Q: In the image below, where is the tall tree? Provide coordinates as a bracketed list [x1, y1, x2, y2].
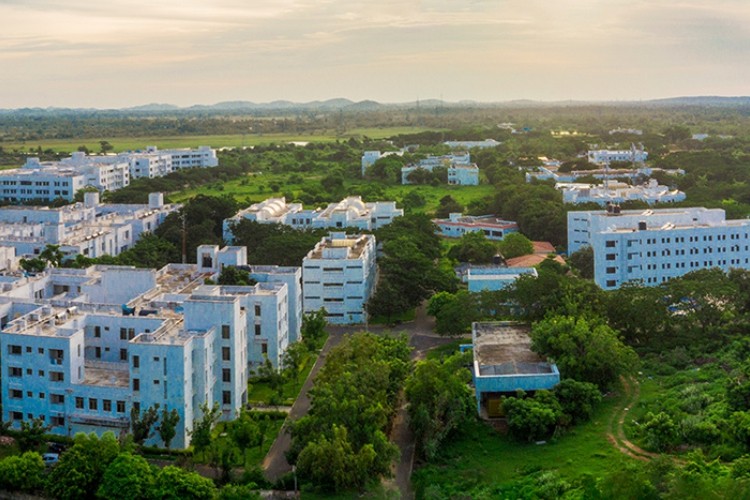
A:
[156, 407, 181, 450]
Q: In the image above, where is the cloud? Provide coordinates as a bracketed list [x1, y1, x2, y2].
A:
[0, 0, 748, 106]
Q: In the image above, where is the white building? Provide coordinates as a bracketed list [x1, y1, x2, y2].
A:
[587, 144, 648, 165]
[302, 232, 377, 325]
[434, 213, 518, 241]
[0, 192, 178, 260]
[143, 146, 218, 170]
[401, 153, 479, 185]
[222, 196, 403, 242]
[196, 245, 303, 344]
[0, 245, 299, 448]
[558, 180, 686, 205]
[568, 207, 750, 290]
[0, 164, 89, 203]
[443, 139, 500, 149]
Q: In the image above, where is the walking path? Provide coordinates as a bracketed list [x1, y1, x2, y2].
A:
[606, 375, 661, 462]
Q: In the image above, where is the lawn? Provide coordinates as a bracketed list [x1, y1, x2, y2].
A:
[411, 384, 636, 496]
[247, 332, 329, 406]
[170, 170, 495, 216]
[369, 307, 416, 326]
[0, 126, 439, 154]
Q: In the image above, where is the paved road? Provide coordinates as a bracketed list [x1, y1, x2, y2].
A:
[262, 328, 347, 481]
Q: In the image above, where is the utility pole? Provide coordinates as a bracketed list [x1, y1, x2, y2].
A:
[181, 212, 187, 264]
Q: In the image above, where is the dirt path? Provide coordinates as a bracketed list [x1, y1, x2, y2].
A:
[606, 375, 661, 462]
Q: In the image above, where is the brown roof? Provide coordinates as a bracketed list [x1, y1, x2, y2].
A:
[505, 241, 565, 268]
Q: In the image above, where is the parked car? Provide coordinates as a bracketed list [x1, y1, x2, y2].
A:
[42, 453, 59, 467]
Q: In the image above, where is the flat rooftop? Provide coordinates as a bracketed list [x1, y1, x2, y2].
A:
[308, 234, 372, 260]
[472, 322, 554, 376]
[82, 362, 129, 387]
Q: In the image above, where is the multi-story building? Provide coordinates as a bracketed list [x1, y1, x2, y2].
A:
[587, 144, 648, 165]
[433, 213, 518, 241]
[568, 207, 750, 290]
[0, 245, 299, 448]
[401, 153, 479, 185]
[0, 147, 218, 202]
[0, 192, 178, 260]
[302, 232, 377, 324]
[196, 245, 303, 345]
[0, 164, 89, 203]
[222, 196, 403, 242]
[558, 180, 686, 205]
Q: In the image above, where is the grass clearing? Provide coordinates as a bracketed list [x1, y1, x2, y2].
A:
[412, 381, 636, 495]
[369, 307, 416, 325]
[170, 170, 495, 215]
[247, 332, 329, 406]
[0, 127, 439, 154]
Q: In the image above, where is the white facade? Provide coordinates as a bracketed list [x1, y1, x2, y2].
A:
[144, 146, 218, 170]
[0, 192, 178, 259]
[0, 249, 298, 448]
[433, 213, 518, 241]
[0, 164, 88, 203]
[223, 196, 403, 242]
[443, 139, 500, 149]
[558, 180, 686, 205]
[196, 245, 303, 344]
[568, 207, 750, 290]
[587, 145, 648, 165]
[302, 232, 377, 325]
[401, 153, 479, 185]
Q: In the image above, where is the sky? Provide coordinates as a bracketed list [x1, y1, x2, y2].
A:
[0, 0, 748, 108]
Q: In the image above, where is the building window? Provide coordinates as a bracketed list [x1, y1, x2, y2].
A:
[94, 326, 101, 338]
[89, 399, 98, 411]
[606, 267, 616, 274]
[222, 347, 230, 361]
[95, 347, 101, 359]
[116, 401, 125, 413]
[120, 328, 128, 340]
[8, 345, 21, 355]
[261, 343, 268, 355]
[51, 394, 64, 404]
[605, 254, 616, 261]
[120, 349, 128, 361]
[254, 305, 261, 316]
[51, 416, 65, 427]
[133, 378, 140, 391]
[76, 397, 84, 409]
[255, 324, 261, 336]
[133, 355, 140, 368]
[50, 371, 64, 382]
[222, 391, 231, 405]
[9, 366, 22, 377]
[223, 368, 231, 383]
[606, 280, 617, 287]
[222, 325, 230, 339]
[10, 389, 22, 399]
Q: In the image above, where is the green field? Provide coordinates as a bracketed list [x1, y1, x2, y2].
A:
[171, 171, 495, 215]
[0, 126, 439, 154]
[411, 385, 635, 496]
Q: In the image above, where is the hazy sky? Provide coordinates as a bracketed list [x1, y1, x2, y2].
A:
[1, 0, 748, 108]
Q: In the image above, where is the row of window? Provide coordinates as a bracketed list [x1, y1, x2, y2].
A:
[8, 366, 64, 381]
[8, 412, 65, 427]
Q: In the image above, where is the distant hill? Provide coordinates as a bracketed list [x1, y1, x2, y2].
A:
[1, 96, 749, 115]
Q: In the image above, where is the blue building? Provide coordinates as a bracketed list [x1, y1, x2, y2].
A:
[433, 213, 518, 241]
[467, 322, 560, 418]
[464, 267, 538, 292]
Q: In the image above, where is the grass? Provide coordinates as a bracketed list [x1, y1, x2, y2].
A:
[247, 333, 329, 406]
[170, 170, 495, 215]
[411, 384, 636, 495]
[425, 339, 468, 360]
[0, 127, 440, 154]
[196, 416, 285, 469]
[369, 307, 416, 326]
